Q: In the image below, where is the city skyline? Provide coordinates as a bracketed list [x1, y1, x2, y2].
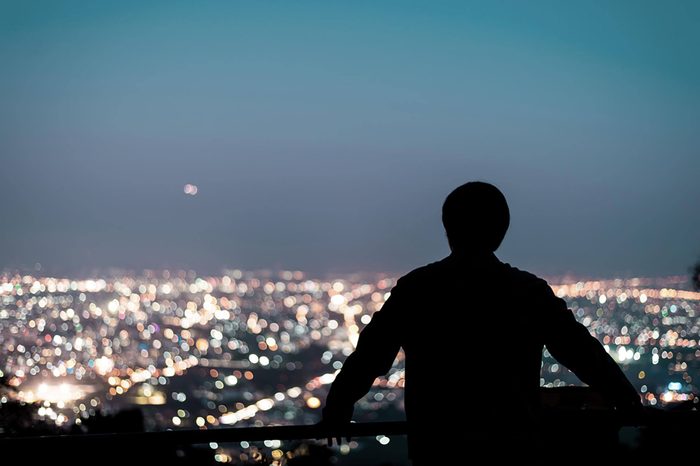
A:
[2, 269, 697, 426]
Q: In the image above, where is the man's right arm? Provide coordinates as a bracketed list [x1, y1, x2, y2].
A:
[537, 281, 641, 408]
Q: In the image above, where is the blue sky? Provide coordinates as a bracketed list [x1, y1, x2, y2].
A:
[1, 1, 698, 277]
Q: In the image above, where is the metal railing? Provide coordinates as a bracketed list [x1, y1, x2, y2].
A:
[2, 407, 697, 447]
[1, 420, 408, 448]
[1, 390, 697, 465]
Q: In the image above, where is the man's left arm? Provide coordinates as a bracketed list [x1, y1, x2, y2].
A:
[322, 280, 404, 425]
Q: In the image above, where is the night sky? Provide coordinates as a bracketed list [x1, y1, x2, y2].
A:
[1, 1, 699, 277]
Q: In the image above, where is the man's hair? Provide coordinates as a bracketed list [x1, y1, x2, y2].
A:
[441, 181, 510, 252]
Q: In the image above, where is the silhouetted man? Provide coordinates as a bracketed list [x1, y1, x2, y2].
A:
[322, 181, 641, 464]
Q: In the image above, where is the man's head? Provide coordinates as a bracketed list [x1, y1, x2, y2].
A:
[442, 181, 510, 253]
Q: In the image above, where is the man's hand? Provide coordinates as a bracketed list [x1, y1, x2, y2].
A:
[320, 403, 353, 446]
[317, 419, 352, 447]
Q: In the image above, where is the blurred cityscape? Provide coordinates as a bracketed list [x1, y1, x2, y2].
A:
[0, 268, 698, 461]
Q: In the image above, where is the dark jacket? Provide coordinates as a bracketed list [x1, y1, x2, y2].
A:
[323, 252, 640, 460]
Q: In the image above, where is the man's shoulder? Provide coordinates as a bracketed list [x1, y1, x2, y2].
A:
[394, 258, 553, 292]
[500, 262, 552, 291]
[395, 259, 449, 286]
[501, 262, 542, 281]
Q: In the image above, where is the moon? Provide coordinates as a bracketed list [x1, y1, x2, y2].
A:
[184, 184, 198, 196]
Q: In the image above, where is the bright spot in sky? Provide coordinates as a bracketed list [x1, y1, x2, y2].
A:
[184, 184, 198, 196]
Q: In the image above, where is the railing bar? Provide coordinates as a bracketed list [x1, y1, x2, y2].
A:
[1, 410, 697, 447]
[0, 421, 409, 446]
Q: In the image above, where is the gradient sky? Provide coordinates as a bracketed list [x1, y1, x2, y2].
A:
[1, 1, 698, 277]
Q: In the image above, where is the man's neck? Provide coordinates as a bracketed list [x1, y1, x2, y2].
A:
[449, 249, 498, 262]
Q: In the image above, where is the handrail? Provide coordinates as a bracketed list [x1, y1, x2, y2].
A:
[2, 408, 697, 448]
[0, 421, 407, 447]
